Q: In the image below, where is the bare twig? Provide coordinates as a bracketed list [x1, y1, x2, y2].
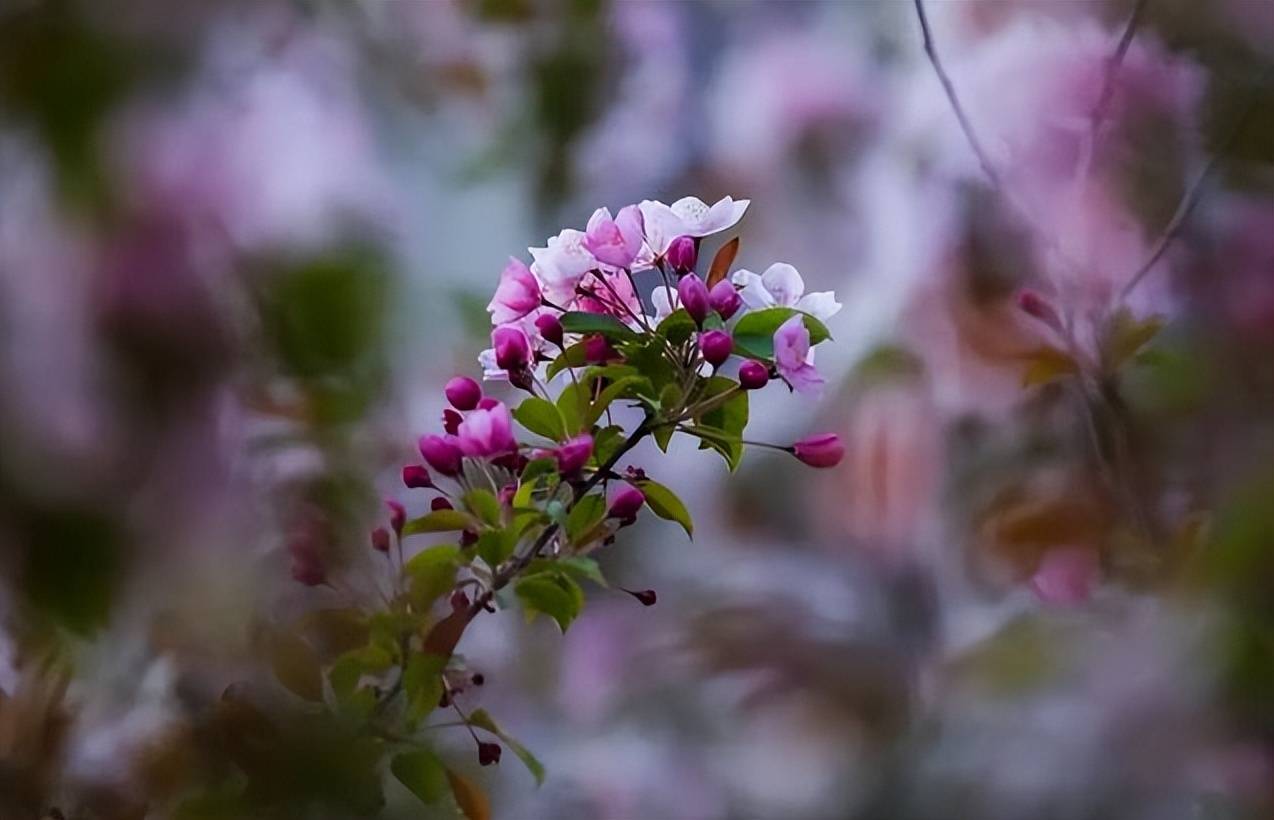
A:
[912, 0, 1003, 190]
[1120, 88, 1263, 301]
[1089, 0, 1151, 145]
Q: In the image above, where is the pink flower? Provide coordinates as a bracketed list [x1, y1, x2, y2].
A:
[488, 257, 541, 324]
[555, 434, 593, 475]
[576, 268, 643, 320]
[492, 325, 531, 372]
[773, 315, 825, 394]
[677, 274, 710, 325]
[529, 229, 597, 303]
[456, 402, 517, 457]
[444, 376, 483, 411]
[1030, 547, 1099, 606]
[584, 205, 644, 268]
[792, 433, 844, 468]
[419, 434, 464, 476]
[639, 196, 750, 254]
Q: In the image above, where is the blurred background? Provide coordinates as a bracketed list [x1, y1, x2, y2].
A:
[3, 0, 1274, 818]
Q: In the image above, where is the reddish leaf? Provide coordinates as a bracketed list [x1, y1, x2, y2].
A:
[447, 769, 492, 820]
[706, 237, 739, 288]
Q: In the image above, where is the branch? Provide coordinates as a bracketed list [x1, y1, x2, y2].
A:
[912, 0, 1003, 190]
[1089, 0, 1151, 145]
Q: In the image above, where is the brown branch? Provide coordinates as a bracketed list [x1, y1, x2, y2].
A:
[1089, 0, 1151, 145]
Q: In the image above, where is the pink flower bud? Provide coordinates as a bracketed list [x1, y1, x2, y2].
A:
[442, 408, 462, 435]
[708, 280, 741, 320]
[792, 433, 844, 468]
[666, 235, 697, 274]
[431, 497, 454, 511]
[419, 434, 463, 476]
[556, 434, 594, 475]
[699, 330, 732, 366]
[1017, 289, 1063, 333]
[608, 485, 645, 520]
[371, 526, 391, 553]
[477, 397, 500, 410]
[677, 274, 710, 325]
[386, 500, 406, 534]
[498, 483, 516, 506]
[535, 313, 564, 346]
[488, 257, 541, 324]
[444, 376, 482, 411]
[460, 529, 479, 547]
[402, 464, 433, 488]
[738, 360, 769, 390]
[492, 325, 531, 372]
[584, 334, 621, 364]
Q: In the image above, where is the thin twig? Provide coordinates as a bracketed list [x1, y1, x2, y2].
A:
[912, 0, 1003, 190]
[1089, 0, 1151, 146]
[1120, 87, 1263, 301]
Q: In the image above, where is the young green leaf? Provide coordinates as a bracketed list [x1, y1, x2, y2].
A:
[515, 574, 583, 633]
[694, 377, 749, 470]
[557, 381, 589, 435]
[402, 509, 474, 536]
[391, 749, 449, 805]
[582, 375, 645, 428]
[546, 339, 589, 380]
[403, 652, 447, 722]
[513, 397, 567, 441]
[637, 480, 693, 538]
[656, 309, 697, 344]
[466, 708, 547, 786]
[566, 494, 607, 542]
[405, 546, 462, 607]
[559, 311, 639, 342]
[463, 489, 503, 527]
[477, 527, 519, 568]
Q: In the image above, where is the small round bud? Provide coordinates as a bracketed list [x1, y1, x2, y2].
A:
[608, 485, 646, 520]
[478, 741, 502, 766]
[624, 588, 657, 606]
[535, 313, 564, 346]
[666, 235, 697, 274]
[386, 500, 406, 534]
[708, 280, 742, 320]
[431, 497, 454, 511]
[444, 376, 483, 411]
[471, 673, 485, 686]
[477, 396, 500, 411]
[585, 334, 621, 364]
[370, 527, 391, 553]
[699, 330, 733, 367]
[738, 360, 769, 390]
[402, 464, 433, 489]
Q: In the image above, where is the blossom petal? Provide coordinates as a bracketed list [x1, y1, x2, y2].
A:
[732, 269, 777, 312]
[760, 263, 805, 307]
[795, 290, 842, 322]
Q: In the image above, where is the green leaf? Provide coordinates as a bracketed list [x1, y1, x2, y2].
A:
[557, 381, 588, 435]
[513, 397, 566, 441]
[403, 652, 447, 722]
[1021, 346, 1079, 387]
[566, 494, 607, 542]
[625, 337, 680, 396]
[520, 457, 558, 485]
[477, 527, 519, 567]
[1103, 308, 1164, 370]
[463, 489, 503, 527]
[405, 546, 462, 606]
[659, 382, 683, 413]
[466, 708, 547, 786]
[732, 307, 831, 360]
[546, 340, 589, 380]
[559, 311, 639, 342]
[637, 480, 693, 538]
[402, 509, 474, 536]
[555, 556, 608, 588]
[515, 574, 583, 632]
[656, 309, 697, 344]
[582, 375, 645, 428]
[391, 749, 449, 804]
[694, 377, 749, 471]
[592, 425, 625, 464]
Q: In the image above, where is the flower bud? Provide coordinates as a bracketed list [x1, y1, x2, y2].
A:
[535, 313, 564, 346]
[499, 483, 516, 506]
[677, 274, 710, 325]
[792, 433, 844, 468]
[623, 588, 657, 607]
[708, 280, 742, 320]
[402, 464, 433, 488]
[442, 408, 462, 435]
[477, 396, 500, 411]
[444, 376, 482, 411]
[431, 497, 454, 511]
[471, 673, 485, 686]
[666, 235, 697, 274]
[699, 330, 732, 367]
[556, 433, 594, 475]
[371, 526, 391, 553]
[460, 529, 478, 547]
[1017, 289, 1063, 333]
[585, 334, 620, 364]
[386, 500, 406, 535]
[478, 741, 502, 766]
[291, 560, 326, 587]
[608, 485, 645, 520]
[492, 325, 531, 372]
[450, 589, 470, 612]
[738, 360, 769, 390]
[419, 434, 463, 476]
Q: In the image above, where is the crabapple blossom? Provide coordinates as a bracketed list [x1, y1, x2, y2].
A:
[666, 235, 697, 274]
[488, 257, 541, 324]
[530, 229, 597, 303]
[419, 434, 463, 476]
[492, 325, 532, 372]
[639, 196, 750, 254]
[555, 434, 594, 475]
[732, 263, 842, 321]
[456, 402, 517, 457]
[774, 315, 825, 394]
[584, 205, 644, 269]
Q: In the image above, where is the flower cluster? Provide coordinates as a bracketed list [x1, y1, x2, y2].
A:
[292, 196, 843, 796]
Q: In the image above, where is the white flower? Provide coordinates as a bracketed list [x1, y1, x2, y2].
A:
[638, 195, 750, 254]
[649, 283, 679, 321]
[529, 229, 597, 303]
[477, 348, 506, 381]
[731, 263, 841, 321]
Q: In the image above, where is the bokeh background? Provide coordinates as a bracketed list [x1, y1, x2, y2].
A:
[3, 1, 1274, 818]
